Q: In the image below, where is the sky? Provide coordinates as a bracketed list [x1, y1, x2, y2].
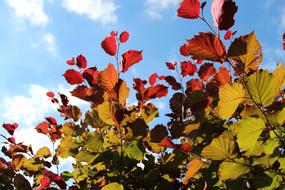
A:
[0, 0, 285, 170]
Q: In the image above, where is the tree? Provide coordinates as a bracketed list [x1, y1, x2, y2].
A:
[1, 0, 285, 189]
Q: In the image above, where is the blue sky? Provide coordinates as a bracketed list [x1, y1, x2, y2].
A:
[0, 0, 284, 161]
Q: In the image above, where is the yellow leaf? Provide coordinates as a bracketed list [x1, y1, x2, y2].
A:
[228, 31, 263, 73]
[98, 102, 117, 125]
[216, 82, 245, 119]
[273, 62, 285, 95]
[182, 158, 204, 185]
[35, 147, 52, 158]
[102, 182, 124, 190]
[218, 158, 250, 180]
[12, 154, 27, 170]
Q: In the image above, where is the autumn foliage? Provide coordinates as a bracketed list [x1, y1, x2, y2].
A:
[1, 0, 285, 189]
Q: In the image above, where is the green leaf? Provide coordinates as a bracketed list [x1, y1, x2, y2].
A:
[218, 158, 250, 180]
[201, 131, 237, 160]
[245, 70, 276, 107]
[84, 134, 103, 152]
[102, 183, 124, 190]
[57, 136, 78, 158]
[216, 82, 245, 119]
[264, 139, 279, 155]
[98, 102, 117, 125]
[228, 31, 263, 73]
[253, 155, 278, 168]
[123, 141, 144, 161]
[75, 151, 97, 163]
[235, 117, 265, 151]
[35, 147, 52, 158]
[278, 158, 285, 170]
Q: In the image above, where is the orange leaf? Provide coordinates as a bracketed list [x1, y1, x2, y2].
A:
[212, 66, 231, 86]
[180, 32, 226, 63]
[121, 50, 143, 73]
[182, 158, 204, 185]
[97, 64, 118, 91]
[198, 63, 217, 82]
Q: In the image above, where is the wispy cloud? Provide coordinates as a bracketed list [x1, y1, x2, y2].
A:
[42, 32, 58, 55]
[62, 0, 118, 25]
[145, 0, 178, 19]
[5, 0, 51, 27]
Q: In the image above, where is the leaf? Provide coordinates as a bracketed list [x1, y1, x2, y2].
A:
[198, 63, 216, 82]
[264, 139, 279, 155]
[182, 158, 204, 185]
[121, 50, 143, 73]
[186, 79, 203, 92]
[169, 92, 185, 114]
[102, 183, 124, 190]
[235, 117, 266, 151]
[159, 137, 176, 149]
[228, 32, 263, 73]
[180, 61, 197, 77]
[35, 122, 49, 135]
[273, 62, 285, 95]
[97, 64, 118, 91]
[245, 70, 276, 107]
[212, 66, 231, 86]
[144, 84, 168, 101]
[277, 107, 285, 125]
[76, 54, 87, 69]
[57, 136, 78, 158]
[35, 147, 52, 158]
[180, 32, 226, 63]
[216, 82, 245, 119]
[117, 79, 130, 105]
[14, 174, 32, 190]
[150, 125, 168, 143]
[119, 31, 129, 43]
[83, 67, 99, 86]
[177, 0, 200, 19]
[164, 76, 182, 90]
[140, 103, 159, 124]
[165, 62, 176, 70]
[211, 0, 238, 31]
[23, 158, 44, 172]
[2, 123, 18, 136]
[201, 131, 237, 160]
[76, 151, 97, 163]
[123, 141, 144, 161]
[66, 105, 82, 122]
[66, 57, 75, 66]
[46, 91, 55, 98]
[98, 102, 117, 125]
[101, 36, 117, 56]
[218, 159, 250, 180]
[126, 119, 148, 139]
[149, 73, 158, 86]
[12, 154, 27, 170]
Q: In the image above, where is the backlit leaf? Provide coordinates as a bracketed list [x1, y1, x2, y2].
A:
[177, 0, 200, 19]
[198, 63, 216, 82]
[35, 147, 52, 158]
[63, 69, 83, 85]
[123, 141, 144, 161]
[182, 158, 204, 185]
[273, 62, 285, 95]
[97, 64, 118, 92]
[218, 158, 250, 180]
[98, 102, 117, 125]
[121, 50, 143, 73]
[102, 183, 124, 190]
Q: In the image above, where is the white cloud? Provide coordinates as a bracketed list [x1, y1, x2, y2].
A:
[5, 0, 51, 27]
[62, 0, 118, 25]
[42, 32, 58, 55]
[1, 84, 87, 126]
[145, 0, 178, 19]
[263, 47, 285, 71]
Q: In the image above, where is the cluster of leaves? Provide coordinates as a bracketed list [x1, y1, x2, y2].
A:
[1, 0, 285, 189]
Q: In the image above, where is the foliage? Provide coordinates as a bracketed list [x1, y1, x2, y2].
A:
[1, 0, 285, 189]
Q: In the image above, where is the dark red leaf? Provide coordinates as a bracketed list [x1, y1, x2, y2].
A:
[8, 137, 15, 144]
[144, 84, 168, 100]
[180, 43, 190, 56]
[66, 57, 75, 66]
[165, 62, 176, 70]
[186, 79, 204, 92]
[133, 78, 147, 92]
[198, 63, 216, 82]
[101, 36, 117, 56]
[43, 170, 67, 189]
[149, 73, 158, 86]
[159, 137, 175, 148]
[76, 54, 87, 69]
[119, 31, 129, 43]
[110, 31, 117, 37]
[180, 61, 197, 77]
[59, 93, 69, 106]
[177, 0, 200, 19]
[177, 142, 193, 152]
[63, 69, 83, 85]
[45, 117, 57, 125]
[121, 50, 143, 73]
[211, 0, 238, 30]
[35, 122, 50, 135]
[83, 67, 99, 86]
[46, 91, 55, 98]
[164, 76, 182, 90]
[3, 123, 18, 136]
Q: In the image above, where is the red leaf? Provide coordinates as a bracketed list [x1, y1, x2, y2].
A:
[43, 170, 67, 189]
[283, 33, 285, 50]
[149, 73, 158, 86]
[121, 50, 143, 73]
[165, 62, 176, 70]
[211, 0, 238, 31]
[3, 123, 18, 136]
[180, 32, 227, 62]
[66, 57, 75, 66]
[45, 117, 57, 125]
[76, 54, 87, 69]
[46, 91, 55, 98]
[35, 122, 50, 135]
[71, 85, 103, 104]
[212, 66, 231, 85]
[178, 142, 193, 152]
[224, 30, 237, 40]
[159, 137, 175, 148]
[177, 0, 200, 19]
[186, 79, 204, 92]
[180, 61, 197, 77]
[39, 176, 51, 189]
[110, 31, 117, 37]
[63, 69, 83, 85]
[8, 137, 15, 144]
[144, 84, 168, 100]
[97, 64, 118, 91]
[101, 36, 117, 56]
[119, 31, 129, 43]
[198, 63, 216, 82]
[83, 67, 99, 86]
[133, 78, 147, 92]
[164, 76, 182, 90]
